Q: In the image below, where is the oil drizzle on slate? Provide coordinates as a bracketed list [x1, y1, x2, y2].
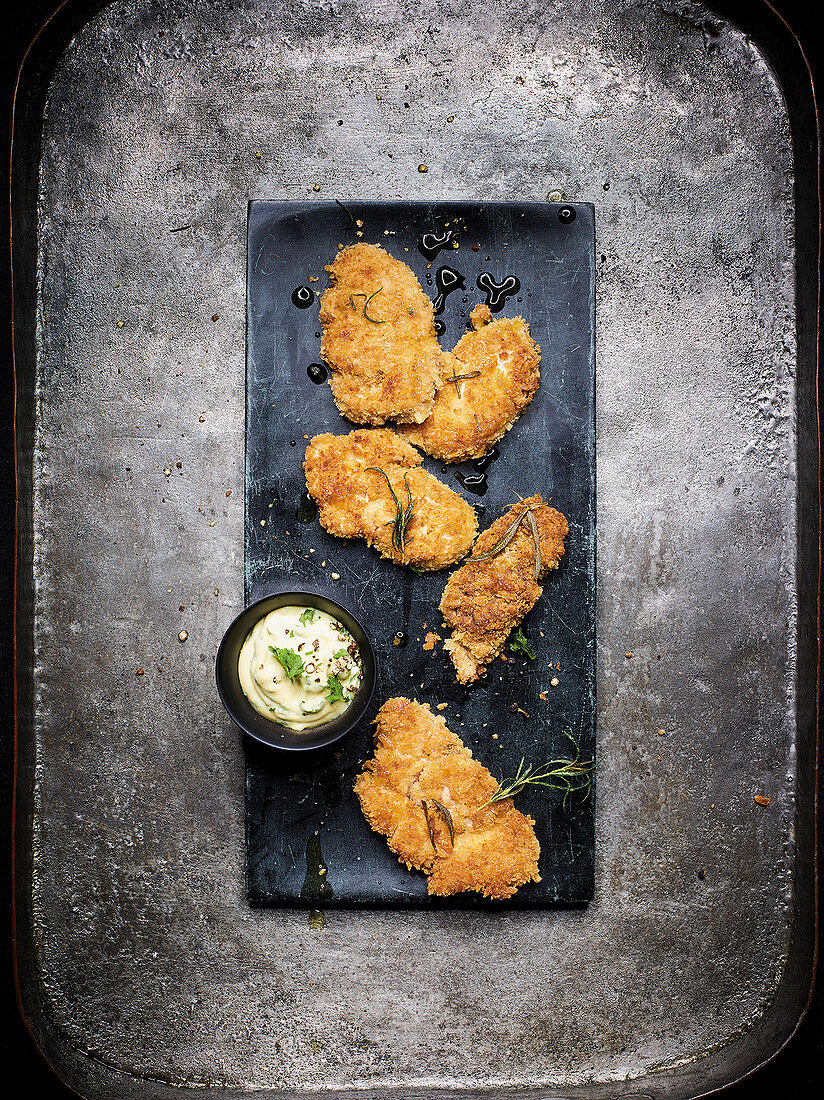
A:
[301, 833, 333, 900]
[296, 492, 318, 523]
[419, 230, 458, 260]
[477, 272, 520, 312]
[434, 319, 446, 336]
[455, 447, 500, 497]
[473, 445, 500, 473]
[456, 472, 488, 496]
[292, 285, 314, 308]
[433, 266, 465, 314]
[392, 630, 409, 648]
[307, 362, 328, 384]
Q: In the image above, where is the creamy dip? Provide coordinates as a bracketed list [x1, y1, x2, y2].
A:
[238, 606, 363, 730]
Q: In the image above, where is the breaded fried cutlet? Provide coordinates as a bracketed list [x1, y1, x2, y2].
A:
[303, 428, 477, 570]
[354, 697, 540, 899]
[400, 304, 540, 462]
[319, 243, 450, 425]
[440, 495, 568, 683]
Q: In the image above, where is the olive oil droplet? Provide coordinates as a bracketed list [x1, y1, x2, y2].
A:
[433, 266, 465, 314]
[419, 230, 458, 260]
[296, 492, 318, 523]
[476, 272, 520, 312]
[291, 285, 314, 308]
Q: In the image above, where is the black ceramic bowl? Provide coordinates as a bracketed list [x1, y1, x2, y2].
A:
[216, 588, 377, 752]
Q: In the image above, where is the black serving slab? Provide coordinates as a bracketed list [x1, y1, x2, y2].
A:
[245, 200, 595, 906]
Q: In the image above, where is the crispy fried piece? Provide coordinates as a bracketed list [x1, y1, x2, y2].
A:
[319, 243, 450, 425]
[440, 495, 568, 683]
[303, 428, 477, 570]
[400, 304, 540, 462]
[354, 697, 540, 899]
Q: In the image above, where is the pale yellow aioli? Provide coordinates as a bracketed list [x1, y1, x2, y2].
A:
[238, 606, 362, 729]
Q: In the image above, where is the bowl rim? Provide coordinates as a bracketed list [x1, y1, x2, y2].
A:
[215, 585, 377, 752]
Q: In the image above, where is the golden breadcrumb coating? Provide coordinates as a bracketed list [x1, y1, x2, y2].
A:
[303, 428, 477, 570]
[319, 243, 450, 425]
[400, 304, 540, 462]
[354, 697, 540, 899]
[440, 495, 568, 683]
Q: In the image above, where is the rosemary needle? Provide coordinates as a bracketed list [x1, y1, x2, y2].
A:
[335, 198, 355, 228]
[349, 287, 386, 323]
[363, 286, 385, 323]
[366, 466, 414, 561]
[420, 798, 455, 849]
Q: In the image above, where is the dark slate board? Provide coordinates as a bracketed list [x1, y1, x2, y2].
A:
[245, 200, 595, 907]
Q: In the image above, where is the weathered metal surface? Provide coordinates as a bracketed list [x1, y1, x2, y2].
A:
[13, 0, 810, 1096]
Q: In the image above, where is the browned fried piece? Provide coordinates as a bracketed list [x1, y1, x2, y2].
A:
[440, 495, 569, 683]
[303, 428, 477, 570]
[354, 697, 540, 899]
[400, 304, 540, 462]
[319, 243, 450, 425]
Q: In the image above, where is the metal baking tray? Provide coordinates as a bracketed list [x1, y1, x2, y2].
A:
[11, 1, 818, 1097]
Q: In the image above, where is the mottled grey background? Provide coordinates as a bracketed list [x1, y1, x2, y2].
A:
[20, 0, 801, 1095]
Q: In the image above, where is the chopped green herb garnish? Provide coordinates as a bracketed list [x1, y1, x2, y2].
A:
[325, 674, 347, 704]
[409, 563, 424, 576]
[299, 608, 317, 625]
[332, 649, 349, 659]
[509, 626, 535, 660]
[268, 645, 304, 680]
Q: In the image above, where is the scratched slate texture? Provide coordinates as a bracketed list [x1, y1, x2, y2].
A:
[17, 0, 802, 1097]
[244, 199, 595, 907]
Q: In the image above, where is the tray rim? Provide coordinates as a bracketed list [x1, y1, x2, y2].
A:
[6, 0, 820, 1097]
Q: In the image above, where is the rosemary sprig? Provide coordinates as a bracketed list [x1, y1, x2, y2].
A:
[349, 286, 386, 323]
[479, 735, 594, 809]
[470, 502, 544, 581]
[366, 466, 414, 562]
